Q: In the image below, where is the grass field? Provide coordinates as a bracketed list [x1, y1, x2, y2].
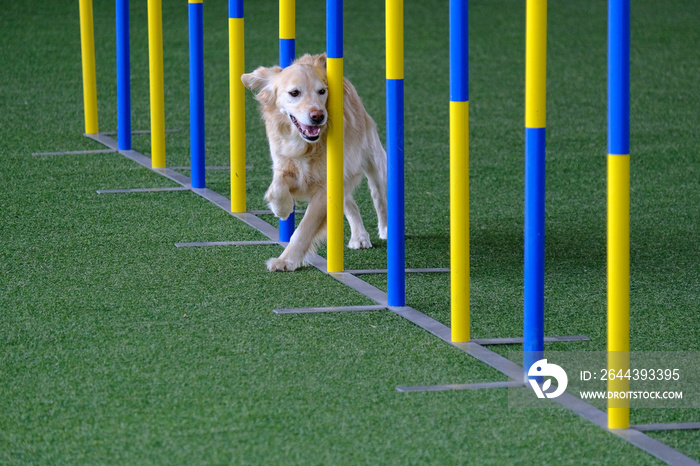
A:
[2, 0, 699, 464]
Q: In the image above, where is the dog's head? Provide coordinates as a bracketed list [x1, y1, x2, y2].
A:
[242, 54, 328, 143]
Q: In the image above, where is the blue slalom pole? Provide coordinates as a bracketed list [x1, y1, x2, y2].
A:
[523, 0, 547, 378]
[524, 127, 546, 375]
[116, 0, 131, 151]
[279, 40, 295, 68]
[279, 0, 295, 241]
[609, 0, 630, 157]
[189, 0, 205, 189]
[386, 80, 405, 306]
[386, 0, 405, 306]
[449, 0, 468, 105]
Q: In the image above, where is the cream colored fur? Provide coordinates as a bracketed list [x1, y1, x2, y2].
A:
[242, 53, 387, 272]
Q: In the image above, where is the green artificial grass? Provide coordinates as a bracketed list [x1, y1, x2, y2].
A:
[2, 0, 699, 463]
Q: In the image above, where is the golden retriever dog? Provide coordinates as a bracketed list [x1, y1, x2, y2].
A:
[241, 53, 387, 272]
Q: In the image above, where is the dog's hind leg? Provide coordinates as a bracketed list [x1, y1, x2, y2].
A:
[364, 136, 388, 240]
[345, 195, 372, 249]
[267, 191, 327, 272]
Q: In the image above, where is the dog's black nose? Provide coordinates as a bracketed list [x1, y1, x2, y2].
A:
[309, 111, 325, 124]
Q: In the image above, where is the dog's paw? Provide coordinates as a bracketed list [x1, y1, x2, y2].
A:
[348, 233, 372, 250]
[378, 225, 388, 240]
[269, 196, 294, 220]
[266, 257, 299, 272]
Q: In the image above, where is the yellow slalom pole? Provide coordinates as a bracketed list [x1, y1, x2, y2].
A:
[326, 0, 343, 272]
[385, 0, 403, 81]
[450, 101, 469, 342]
[279, 0, 295, 41]
[79, 0, 98, 134]
[229, 13, 246, 212]
[607, 0, 630, 429]
[525, 0, 547, 130]
[326, 56, 344, 273]
[449, 0, 469, 341]
[148, 0, 166, 168]
[607, 154, 630, 428]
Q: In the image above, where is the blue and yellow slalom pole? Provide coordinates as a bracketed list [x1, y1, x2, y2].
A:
[189, 0, 205, 189]
[279, 0, 295, 69]
[279, 0, 296, 240]
[607, 0, 631, 430]
[116, 0, 131, 150]
[450, 0, 469, 342]
[386, 0, 405, 306]
[79, 0, 98, 135]
[523, 0, 547, 379]
[229, 0, 246, 212]
[326, 0, 344, 273]
[148, 0, 166, 168]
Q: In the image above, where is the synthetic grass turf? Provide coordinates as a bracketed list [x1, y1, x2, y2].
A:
[1, 0, 699, 463]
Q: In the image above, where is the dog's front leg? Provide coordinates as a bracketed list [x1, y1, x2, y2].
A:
[264, 169, 295, 220]
[267, 191, 327, 272]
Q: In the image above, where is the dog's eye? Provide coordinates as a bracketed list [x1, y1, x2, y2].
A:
[318, 88, 327, 95]
[289, 90, 300, 98]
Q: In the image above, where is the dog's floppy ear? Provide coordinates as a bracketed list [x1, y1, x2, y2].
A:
[313, 53, 327, 70]
[241, 65, 282, 91]
[241, 65, 282, 107]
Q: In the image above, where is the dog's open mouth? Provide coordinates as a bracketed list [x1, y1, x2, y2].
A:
[290, 115, 322, 142]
